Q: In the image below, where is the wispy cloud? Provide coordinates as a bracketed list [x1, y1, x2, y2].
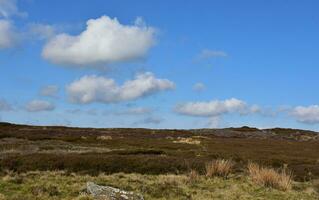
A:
[0, 99, 12, 111]
[195, 49, 227, 61]
[0, 19, 17, 48]
[27, 23, 56, 40]
[192, 82, 206, 92]
[25, 100, 55, 112]
[0, 0, 27, 18]
[134, 116, 164, 125]
[115, 107, 153, 115]
[40, 85, 59, 98]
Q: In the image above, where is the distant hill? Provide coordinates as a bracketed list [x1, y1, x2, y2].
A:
[0, 122, 318, 142]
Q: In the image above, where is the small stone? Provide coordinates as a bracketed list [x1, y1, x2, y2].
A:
[86, 182, 144, 200]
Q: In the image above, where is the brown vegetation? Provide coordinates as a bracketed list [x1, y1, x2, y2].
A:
[187, 169, 200, 184]
[248, 162, 293, 191]
[0, 122, 318, 181]
[205, 159, 234, 178]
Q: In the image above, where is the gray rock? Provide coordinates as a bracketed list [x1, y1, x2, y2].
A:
[86, 182, 144, 200]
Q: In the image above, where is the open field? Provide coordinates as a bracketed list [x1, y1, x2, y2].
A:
[0, 122, 319, 199]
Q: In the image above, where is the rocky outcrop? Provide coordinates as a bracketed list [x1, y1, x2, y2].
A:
[86, 182, 144, 200]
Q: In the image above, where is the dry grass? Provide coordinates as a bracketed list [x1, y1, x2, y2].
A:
[74, 193, 94, 200]
[173, 137, 201, 145]
[96, 135, 112, 140]
[187, 169, 200, 184]
[248, 162, 293, 191]
[0, 171, 317, 200]
[205, 159, 234, 178]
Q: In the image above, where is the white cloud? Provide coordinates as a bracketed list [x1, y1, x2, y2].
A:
[0, 0, 26, 18]
[0, 19, 16, 48]
[196, 49, 227, 60]
[42, 15, 156, 66]
[0, 99, 12, 111]
[66, 72, 175, 104]
[175, 98, 250, 117]
[40, 85, 59, 97]
[25, 100, 55, 112]
[192, 82, 205, 92]
[290, 105, 319, 124]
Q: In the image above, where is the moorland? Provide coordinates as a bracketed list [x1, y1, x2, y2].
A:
[0, 122, 318, 199]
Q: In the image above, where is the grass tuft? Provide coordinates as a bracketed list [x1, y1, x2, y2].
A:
[187, 169, 200, 184]
[205, 159, 234, 178]
[248, 162, 293, 191]
[75, 193, 94, 200]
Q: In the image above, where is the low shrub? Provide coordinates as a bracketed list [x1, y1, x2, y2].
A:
[0, 153, 205, 175]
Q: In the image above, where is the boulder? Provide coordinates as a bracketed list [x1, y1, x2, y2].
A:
[86, 182, 144, 200]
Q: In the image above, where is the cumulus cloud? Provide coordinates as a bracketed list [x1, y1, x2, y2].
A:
[0, 0, 26, 18]
[192, 82, 205, 92]
[66, 72, 175, 104]
[174, 98, 255, 117]
[0, 99, 12, 111]
[196, 49, 227, 61]
[40, 85, 59, 97]
[290, 105, 319, 124]
[42, 15, 156, 66]
[25, 100, 55, 112]
[0, 19, 16, 48]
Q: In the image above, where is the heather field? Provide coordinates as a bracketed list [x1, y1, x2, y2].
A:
[0, 123, 318, 199]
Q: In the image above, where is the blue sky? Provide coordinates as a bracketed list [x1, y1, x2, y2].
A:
[1, 0, 319, 130]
